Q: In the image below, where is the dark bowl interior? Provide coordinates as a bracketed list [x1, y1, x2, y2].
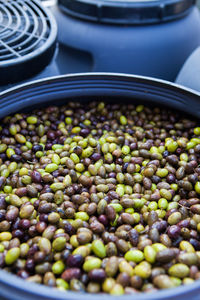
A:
[0, 73, 200, 300]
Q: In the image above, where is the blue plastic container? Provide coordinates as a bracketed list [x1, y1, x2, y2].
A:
[0, 73, 200, 300]
[52, 0, 200, 81]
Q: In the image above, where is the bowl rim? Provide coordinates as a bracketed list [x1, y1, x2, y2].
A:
[0, 266, 200, 300]
[1, 72, 200, 98]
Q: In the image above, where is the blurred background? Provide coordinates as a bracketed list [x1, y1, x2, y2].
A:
[42, 0, 200, 10]
[1, 0, 200, 90]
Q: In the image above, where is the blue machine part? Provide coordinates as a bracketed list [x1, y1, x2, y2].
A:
[52, 0, 200, 81]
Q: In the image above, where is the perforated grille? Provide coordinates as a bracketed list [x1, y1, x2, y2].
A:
[0, 0, 56, 66]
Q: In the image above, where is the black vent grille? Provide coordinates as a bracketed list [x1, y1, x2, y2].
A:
[0, 0, 57, 84]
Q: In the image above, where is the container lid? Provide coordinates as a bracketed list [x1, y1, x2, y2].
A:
[58, 0, 196, 24]
[0, 0, 57, 85]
